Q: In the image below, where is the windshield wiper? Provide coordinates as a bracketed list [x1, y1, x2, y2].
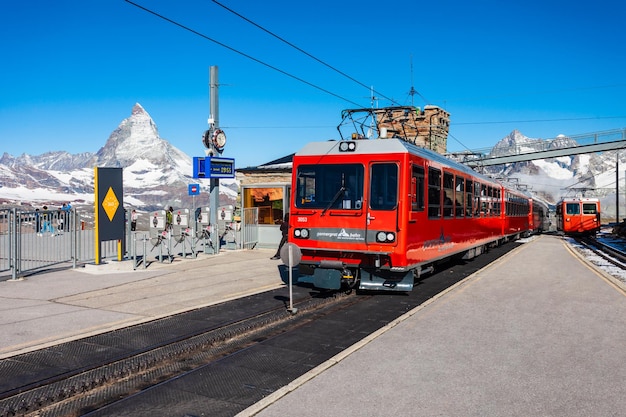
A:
[321, 186, 346, 216]
[321, 173, 347, 216]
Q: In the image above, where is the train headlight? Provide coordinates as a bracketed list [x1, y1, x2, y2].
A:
[376, 231, 396, 243]
[294, 228, 310, 239]
[338, 141, 356, 152]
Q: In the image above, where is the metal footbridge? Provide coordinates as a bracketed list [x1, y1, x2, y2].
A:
[448, 128, 626, 167]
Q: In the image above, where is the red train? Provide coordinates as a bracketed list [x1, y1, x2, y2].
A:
[288, 137, 535, 292]
[556, 198, 601, 235]
[529, 198, 550, 234]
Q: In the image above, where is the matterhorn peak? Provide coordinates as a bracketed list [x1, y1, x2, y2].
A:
[131, 102, 146, 116]
[93, 103, 190, 176]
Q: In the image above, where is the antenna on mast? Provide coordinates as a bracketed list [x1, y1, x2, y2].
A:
[408, 54, 417, 107]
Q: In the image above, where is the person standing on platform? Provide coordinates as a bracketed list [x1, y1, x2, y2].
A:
[165, 206, 174, 232]
[131, 209, 138, 231]
[40, 206, 53, 235]
[35, 208, 41, 235]
[271, 213, 289, 260]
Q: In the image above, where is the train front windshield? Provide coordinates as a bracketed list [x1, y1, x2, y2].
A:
[296, 164, 365, 210]
[295, 163, 398, 210]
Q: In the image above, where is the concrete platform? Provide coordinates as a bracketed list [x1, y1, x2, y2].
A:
[2, 236, 625, 416]
[0, 248, 283, 358]
[246, 235, 626, 417]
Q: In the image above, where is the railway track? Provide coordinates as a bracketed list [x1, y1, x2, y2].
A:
[0, 240, 522, 417]
[0, 289, 359, 417]
[576, 235, 626, 269]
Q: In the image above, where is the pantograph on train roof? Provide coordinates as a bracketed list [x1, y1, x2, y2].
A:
[337, 105, 450, 154]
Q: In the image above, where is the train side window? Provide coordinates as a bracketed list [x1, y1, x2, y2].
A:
[411, 165, 425, 212]
[582, 203, 597, 214]
[428, 167, 441, 218]
[370, 163, 398, 210]
[466, 179, 473, 217]
[474, 182, 481, 216]
[455, 176, 465, 218]
[494, 188, 501, 215]
[481, 184, 488, 215]
[443, 172, 454, 218]
[566, 203, 580, 215]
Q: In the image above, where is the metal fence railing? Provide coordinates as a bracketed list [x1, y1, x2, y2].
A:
[241, 207, 259, 250]
[0, 208, 108, 279]
[0, 206, 262, 279]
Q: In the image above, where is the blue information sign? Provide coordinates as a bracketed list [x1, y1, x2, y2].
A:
[193, 157, 235, 179]
[188, 183, 200, 195]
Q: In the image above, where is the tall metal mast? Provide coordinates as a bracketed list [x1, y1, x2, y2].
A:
[208, 66, 220, 254]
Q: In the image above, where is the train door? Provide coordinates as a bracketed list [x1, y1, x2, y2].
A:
[556, 202, 564, 231]
[560, 200, 584, 233]
[580, 201, 600, 232]
[366, 162, 399, 246]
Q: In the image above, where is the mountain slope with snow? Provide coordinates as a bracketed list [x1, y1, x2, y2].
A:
[0, 103, 235, 211]
[0, 105, 622, 219]
[485, 130, 624, 218]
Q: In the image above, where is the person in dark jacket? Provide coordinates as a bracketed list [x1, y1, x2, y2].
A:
[271, 213, 289, 260]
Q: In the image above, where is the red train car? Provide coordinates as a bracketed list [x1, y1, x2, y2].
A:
[556, 198, 601, 235]
[529, 198, 549, 234]
[288, 138, 532, 292]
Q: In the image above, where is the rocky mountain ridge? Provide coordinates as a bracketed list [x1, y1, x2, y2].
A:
[0, 103, 236, 211]
[0, 106, 622, 218]
[482, 129, 625, 218]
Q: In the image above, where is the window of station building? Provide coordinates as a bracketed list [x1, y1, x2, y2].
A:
[370, 163, 398, 210]
[244, 187, 285, 225]
[443, 171, 454, 218]
[455, 176, 465, 218]
[465, 179, 473, 217]
[428, 167, 441, 218]
[411, 165, 425, 212]
[566, 203, 580, 215]
[582, 203, 598, 214]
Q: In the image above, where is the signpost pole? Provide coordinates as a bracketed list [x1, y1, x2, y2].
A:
[280, 243, 301, 315]
[288, 245, 295, 312]
[210, 178, 220, 254]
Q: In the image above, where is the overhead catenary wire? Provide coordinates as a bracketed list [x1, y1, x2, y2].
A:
[126, 1, 622, 152]
[211, 0, 404, 107]
[454, 115, 626, 126]
[124, 0, 364, 108]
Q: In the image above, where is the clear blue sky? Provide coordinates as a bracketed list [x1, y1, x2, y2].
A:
[1, 0, 625, 169]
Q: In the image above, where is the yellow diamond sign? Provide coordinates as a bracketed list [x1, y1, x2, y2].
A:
[102, 187, 120, 221]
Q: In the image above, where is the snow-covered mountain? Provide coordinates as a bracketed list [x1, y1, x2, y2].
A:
[0, 103, 237, 211]
[0, 105, 622, 220]
[484, 129, 625, 219]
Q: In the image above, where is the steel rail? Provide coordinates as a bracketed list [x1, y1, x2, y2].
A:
[577, 236, 626, 269]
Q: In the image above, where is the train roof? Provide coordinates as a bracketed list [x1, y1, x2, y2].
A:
[557, 197, 600, 203]
[295, 139, 502, 186]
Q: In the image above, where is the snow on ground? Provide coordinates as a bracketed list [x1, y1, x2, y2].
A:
[0, 186, 94, 206]
[564, 236, 626, 286]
